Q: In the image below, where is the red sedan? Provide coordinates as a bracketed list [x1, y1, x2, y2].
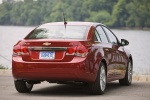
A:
[12, 22, 133, 94]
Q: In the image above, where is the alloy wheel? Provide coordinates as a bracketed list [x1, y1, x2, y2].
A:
[128, 62, 132, 83]
[100, 65, 106, 91]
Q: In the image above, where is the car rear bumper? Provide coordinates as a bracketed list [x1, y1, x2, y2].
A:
[12, 56, 96, 82]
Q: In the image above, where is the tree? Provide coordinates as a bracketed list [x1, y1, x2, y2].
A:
[0, 0, 149, 28]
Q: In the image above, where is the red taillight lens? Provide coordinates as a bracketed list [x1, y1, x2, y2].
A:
[13, 45, 21, 53]
[66, 47, 76, 55]
[13, 45, 29, 56]
[67, 47, 75, 54]
[76, 46, 88, 57]
[76, 46, 88, 54]
[21, 46, 29, 53]
[66, 45, 88, 57]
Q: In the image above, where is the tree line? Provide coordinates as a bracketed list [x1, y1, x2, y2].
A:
[0, 0, 149, 28]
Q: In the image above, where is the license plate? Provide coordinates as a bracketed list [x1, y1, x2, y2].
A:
[39, 51, 55, 60]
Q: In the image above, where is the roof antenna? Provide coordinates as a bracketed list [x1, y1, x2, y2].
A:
[63, 12, 67, 29]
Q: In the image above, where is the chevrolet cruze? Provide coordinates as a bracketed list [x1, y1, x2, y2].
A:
[12, 22, 133, 94]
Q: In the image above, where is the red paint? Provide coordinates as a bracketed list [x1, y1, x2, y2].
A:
[12, 22, 132, 83]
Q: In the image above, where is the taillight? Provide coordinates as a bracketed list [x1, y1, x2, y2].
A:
[66, 45, 88, 57]
[13, 45, 29, 56]
[75, 46, 88, 57]
[13, 45, 21, 54]
[66, 47, 76, 55]
[21, 46, 29, 53]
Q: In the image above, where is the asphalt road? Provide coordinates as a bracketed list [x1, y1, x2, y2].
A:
[0, 76, 150, 100]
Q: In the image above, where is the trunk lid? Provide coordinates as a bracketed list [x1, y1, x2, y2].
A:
[18, 39, 88, 62]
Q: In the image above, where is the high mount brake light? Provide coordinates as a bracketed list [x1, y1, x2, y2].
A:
[66, 46, 88, 57]
[13, 45, 29, 56]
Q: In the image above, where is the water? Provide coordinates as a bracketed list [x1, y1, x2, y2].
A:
[114, 29, 150, 75]
[0, 26, 34, 68]
[0, 26, 150, 75]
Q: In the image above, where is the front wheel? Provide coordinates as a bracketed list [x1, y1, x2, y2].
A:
[14, 80, 33, 93]
[88, 63, 106, 95]
[119, 60, 133, 86]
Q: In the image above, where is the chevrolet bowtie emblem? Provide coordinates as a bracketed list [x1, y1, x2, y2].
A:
[43, 42, 51, 46]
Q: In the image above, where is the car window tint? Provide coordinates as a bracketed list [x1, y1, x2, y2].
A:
[26, 25, 89, 40]
[102, 26, 117, 44]
[94, 33, 98, 41]
[94, 30, 101, 42]
[96, 26, 108, 43]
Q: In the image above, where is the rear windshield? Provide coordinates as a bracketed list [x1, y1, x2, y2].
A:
[26, 25, 89, 40]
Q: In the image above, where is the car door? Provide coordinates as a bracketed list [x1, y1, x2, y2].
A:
[102, 26, 126, 77]
[96, 25, 117, 79]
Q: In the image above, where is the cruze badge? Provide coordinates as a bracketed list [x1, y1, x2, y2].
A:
[43, 42, 51, 46]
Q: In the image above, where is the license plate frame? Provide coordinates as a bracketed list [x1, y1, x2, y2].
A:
[39, 51, 55, 60]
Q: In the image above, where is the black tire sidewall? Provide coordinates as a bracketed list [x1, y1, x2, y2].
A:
[119, 59, 132, 86]
[89, 63, 106, 95]
[14, 80, 33, 93]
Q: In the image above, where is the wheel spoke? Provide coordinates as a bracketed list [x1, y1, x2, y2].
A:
[102, 81, 105, 89]
[128, 62, 132, 83]
[100, 65, 106, 91]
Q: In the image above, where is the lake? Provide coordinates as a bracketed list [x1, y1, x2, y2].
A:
[0, 26, 150, 75]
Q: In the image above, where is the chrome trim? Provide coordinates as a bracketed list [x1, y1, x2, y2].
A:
[43, 42, 51, 46]
[28, 47, 67, 51]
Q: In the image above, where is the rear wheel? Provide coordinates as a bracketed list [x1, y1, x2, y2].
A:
[89, 63, 106, 95]
[14, 80, 33, 93]
[119, 60, 132, 86]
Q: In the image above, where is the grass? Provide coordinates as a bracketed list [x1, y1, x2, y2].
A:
[0, 64, 8, 69]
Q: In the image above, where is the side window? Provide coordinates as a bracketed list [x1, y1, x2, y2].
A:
[96, 26, 108, 43]
[94, 30, 101, 42]
[102, 26, 117, 44]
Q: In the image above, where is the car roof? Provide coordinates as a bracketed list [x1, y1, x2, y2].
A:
[42, 21, 104, 27]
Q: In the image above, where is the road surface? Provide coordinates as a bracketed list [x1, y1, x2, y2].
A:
[0, 76, 150, 100]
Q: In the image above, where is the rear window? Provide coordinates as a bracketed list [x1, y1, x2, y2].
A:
[26, 25, 89, 40]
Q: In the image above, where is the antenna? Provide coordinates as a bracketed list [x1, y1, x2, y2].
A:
[63, 12, 67, 29]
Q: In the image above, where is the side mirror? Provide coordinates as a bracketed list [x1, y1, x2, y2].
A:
[121, 39, 129, 46]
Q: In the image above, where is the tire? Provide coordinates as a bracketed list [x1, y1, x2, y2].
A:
[119, 60, 133, 86]
[88, 63, 106, 95]
[14, 80, 33, 93]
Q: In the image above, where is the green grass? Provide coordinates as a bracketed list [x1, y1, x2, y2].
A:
[0, 64, 8, 69]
